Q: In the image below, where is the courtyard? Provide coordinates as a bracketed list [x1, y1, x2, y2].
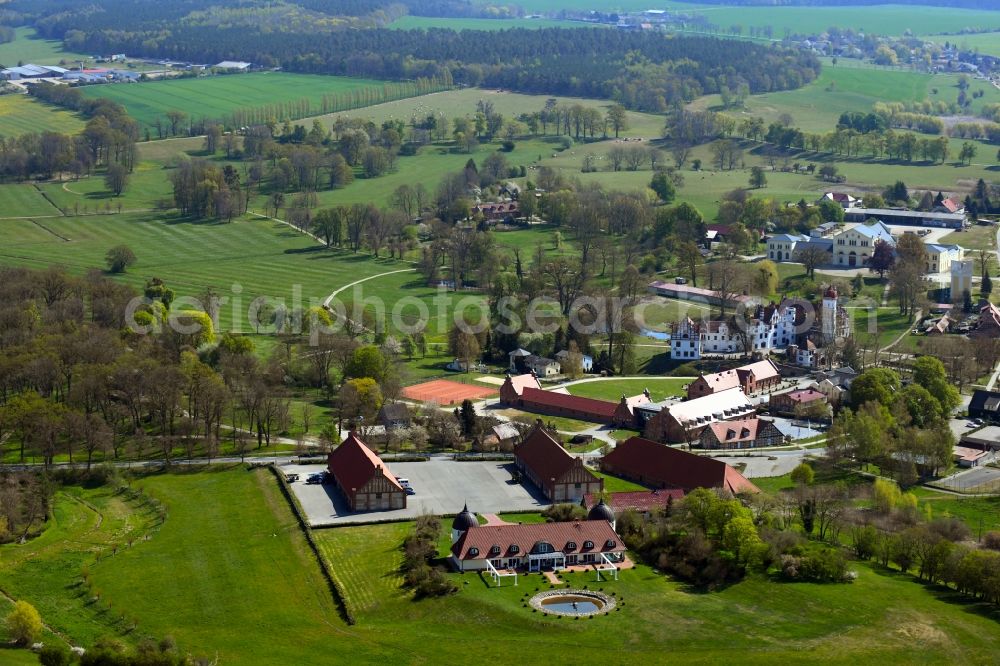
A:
[282, 458, 547, 526]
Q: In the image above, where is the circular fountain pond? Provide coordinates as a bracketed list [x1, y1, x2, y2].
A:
[529, 590, 616, 617]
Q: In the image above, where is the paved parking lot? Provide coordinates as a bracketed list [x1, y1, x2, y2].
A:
[933, 465, 1000, 493]
[281, 459, 547, 526]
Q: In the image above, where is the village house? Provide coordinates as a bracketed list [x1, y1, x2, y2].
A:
[968, 390, 1000, 422]
[449, 507, 626, 573]
[499, 372, 541, 404]
[600, 436, 759, 494]
[376, 402, 411, 429]
[326, 432, 406, 512]
[514, 425, 603, 502]
[819, 191, 861, 208]
[472, 201, 520, 222]
[924, 244, 964, 274]
[698, 418, 785, 450]
[640, 387, 756, 443]
[687, 360, 782, 399]
[555, 349, 594, 373]
[769, 388, 828, 416]
[507, 349, 562, 377]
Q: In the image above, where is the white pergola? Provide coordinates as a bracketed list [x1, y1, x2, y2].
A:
[486, 560, 518, 587]
[595, 552, 619, 581]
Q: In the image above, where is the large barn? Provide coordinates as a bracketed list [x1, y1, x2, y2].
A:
[514, 424, 602, 502]
[326, 432, 406, 511]
[600, 436, 759, 494]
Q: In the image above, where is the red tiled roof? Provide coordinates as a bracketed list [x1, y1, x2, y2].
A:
[584, 489, 685, 514]
[451, 520, 624, 560]
[601, 436, 759, 494]
[703, 418, 769, 443]
[779, 388, 825, 404]
[514, 426, 590, 483]
[507, 373, 541, 396]
[697, 369, 741, 392]
[737, 359, 780, 383]
[519, 387, 618, 418]
[327, 432, 403, 493]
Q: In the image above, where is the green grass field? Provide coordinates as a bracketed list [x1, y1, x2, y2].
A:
[0, 212, 416, 331]
[5, 468, 1000, 662]
[87, 468, 345, 663]
[80, 72, 397, 130]
[942, 225, 997, 253]
[316, 87, 665, 139]
[0, 483, 160, 648]
[566, 377, 689, 402]
[0, 183, 63, 217]
[947, 32, 1000, 58]
[0, 94, 86, 137]
[0, 27, 92, 67]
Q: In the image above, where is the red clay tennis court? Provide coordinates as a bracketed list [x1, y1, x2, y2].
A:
[401, 379, 497, 405]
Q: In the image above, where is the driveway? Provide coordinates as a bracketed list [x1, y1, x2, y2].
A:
[933, 465, 1000, 493]
[281, 459, 547, 527]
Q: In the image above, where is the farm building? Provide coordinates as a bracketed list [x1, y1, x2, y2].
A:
[214, 61, 252, 70]
[514, 425, 602, 502]
[1, 64, 67, 80]
[326, 432, 406, 512]
[499, 374, 647, 427]
[687, 360, 782, 400]
[843, 207, 965, 229]
[640, 388, 755, 443]
[769, 388, 827, 415]
[600, 437, 759, 494]
[698, 418, 784, 450]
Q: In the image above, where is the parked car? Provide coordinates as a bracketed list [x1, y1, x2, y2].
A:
[285, 473, 300, 483]
[405, 487, 416, 495]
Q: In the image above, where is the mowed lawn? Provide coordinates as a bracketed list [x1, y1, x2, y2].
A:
[0, 94, 86, 137]
[309, 513, 1000, 663]
[87, 468, 360, 664]
[0, 183, 62, 217]
[0, 27, 93, 66]
[81, 72, 395, 129]
[0, 212, 416, 331]
[566, 377, 689, 402]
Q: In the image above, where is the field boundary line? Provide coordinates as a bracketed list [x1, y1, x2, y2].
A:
[32, 183, 66, 216]
[27, 218, 71, 242]
[266, 465, 356, 625]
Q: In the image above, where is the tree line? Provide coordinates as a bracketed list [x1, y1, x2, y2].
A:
[0, 85, 138, 184]
[40, 16, 819, 112]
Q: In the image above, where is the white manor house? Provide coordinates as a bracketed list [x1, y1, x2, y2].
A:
[671, 287, 848, 362]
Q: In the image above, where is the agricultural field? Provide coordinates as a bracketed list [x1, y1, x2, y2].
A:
[316, 87, 665, 139]
[946, 31, 1000, 58]
[0, 27, 92, 67]
[687, 4, 1000, 38]
[690, 63, 1000, 134]
[80, 72, 398, 131]
[0, 94, 86, 137]
[486, 1, 1000, 38]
